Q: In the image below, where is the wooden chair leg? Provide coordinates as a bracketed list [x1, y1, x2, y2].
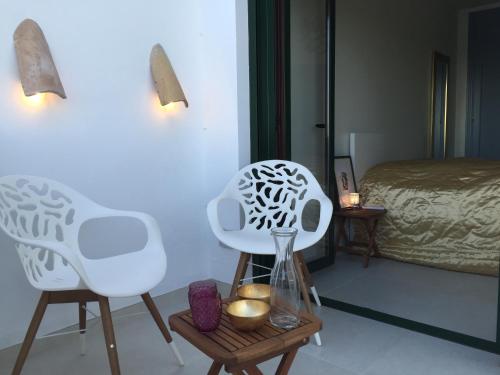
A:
[295, 252, 321, 306]
[295, 252, 312, 288]
[141, 293, 173, 343]
[294, 253, 322, 346]
[12, 292, 49, 375]
[230, 252, 251, 297]
[275, 348, 298, 375]
[98, 296, 121, 375]
[293, 253, 313, 314]
[79, 301, 87, 355]
[141, 293, 184, 366]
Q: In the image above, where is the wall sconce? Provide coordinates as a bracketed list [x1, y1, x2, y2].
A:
[150, 44, 188, 108]
[14, 19, 66, 99]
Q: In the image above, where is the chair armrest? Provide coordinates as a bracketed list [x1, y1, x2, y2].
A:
[86, 208, 165, 251]
[207, 197, 226, 240]
[317, 195, 333, 237]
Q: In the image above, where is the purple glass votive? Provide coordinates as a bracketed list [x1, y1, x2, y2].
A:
[188, 280, 222, 332]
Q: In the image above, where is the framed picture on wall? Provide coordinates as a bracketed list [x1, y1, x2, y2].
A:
[334, 156, 357, 208]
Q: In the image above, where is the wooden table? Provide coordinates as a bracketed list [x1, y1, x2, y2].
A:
[169, 300, 322, 375]
[334, 208, 387, 268]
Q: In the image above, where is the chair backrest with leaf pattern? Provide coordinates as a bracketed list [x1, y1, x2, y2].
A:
[220, 160, 327, 232]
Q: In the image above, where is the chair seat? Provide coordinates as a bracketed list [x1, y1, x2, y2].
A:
[84, 249, 166, 298]
[217, 229, 322, 255]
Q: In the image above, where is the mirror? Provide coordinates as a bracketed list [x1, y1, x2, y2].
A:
[429, 51, 450, 159]
[286, 0, 500, 344]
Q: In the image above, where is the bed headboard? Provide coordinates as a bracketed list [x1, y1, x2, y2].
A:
[349, 132, 424, 183]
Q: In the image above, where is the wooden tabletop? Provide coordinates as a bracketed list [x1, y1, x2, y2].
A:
[169, 299, 322, 369]
[334, 208, 387, 219]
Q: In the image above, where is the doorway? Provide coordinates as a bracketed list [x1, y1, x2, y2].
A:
[467, 6, 500, 160]
[248, 0, 336, 276]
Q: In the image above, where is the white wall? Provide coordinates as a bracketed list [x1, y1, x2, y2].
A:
[0, 0, 249, 350]
[335, 0, 457, 159]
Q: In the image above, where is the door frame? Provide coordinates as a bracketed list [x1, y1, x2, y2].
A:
[248, 0, 336, 277]
[465, 2, 500, 157]
[248, 0, 500, 354]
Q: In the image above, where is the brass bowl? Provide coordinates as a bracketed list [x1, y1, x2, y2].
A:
[226, 299, 270, 331]
[237, 283, 271, 304]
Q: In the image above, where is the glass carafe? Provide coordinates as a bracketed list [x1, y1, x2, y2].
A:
[270, 227, 300, 329]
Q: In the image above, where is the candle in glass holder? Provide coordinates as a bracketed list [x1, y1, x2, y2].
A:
[349, 193, 360, 208]
[188, 280, 222, 332]
[340, 194, 350, 208]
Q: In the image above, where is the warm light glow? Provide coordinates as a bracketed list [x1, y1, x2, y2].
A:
[161, 101, 183, 112]
[24, 93, 44, 106]
[16, 81, 47, 109]
[349, 193, 360, 207]
[151, 91, 186, 121]
[340, 194, 351, 207]
[11, 82, 53, 114]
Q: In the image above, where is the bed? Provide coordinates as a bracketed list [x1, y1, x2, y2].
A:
[358, 158, 500, 276]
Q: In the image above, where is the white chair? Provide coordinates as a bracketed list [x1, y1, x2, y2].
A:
[0, 175, 183, 375]
[207, 160, 333, 346]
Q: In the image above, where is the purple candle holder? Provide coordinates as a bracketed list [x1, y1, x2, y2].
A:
[188, 280, 222, 332]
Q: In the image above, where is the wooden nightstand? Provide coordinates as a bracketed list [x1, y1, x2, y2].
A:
[334, 208, 387, 267]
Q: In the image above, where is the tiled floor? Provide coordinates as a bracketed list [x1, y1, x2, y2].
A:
[313, 252, 499, 341]
[0, 283, 498, 375]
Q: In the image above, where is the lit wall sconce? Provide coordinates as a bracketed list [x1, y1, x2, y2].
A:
[150, 44, 188, 108]
[14, 19, 66, 99]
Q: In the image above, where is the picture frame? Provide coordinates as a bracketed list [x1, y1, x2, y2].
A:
[333, 156, 357, 208]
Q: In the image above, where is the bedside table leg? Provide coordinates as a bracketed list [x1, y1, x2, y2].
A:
[334, 217, 347, 250]
[363, 219, 379, 268]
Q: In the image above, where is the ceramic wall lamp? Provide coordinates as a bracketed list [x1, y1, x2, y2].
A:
[14, 19, 66, 99]
[150, 44, 188, 108]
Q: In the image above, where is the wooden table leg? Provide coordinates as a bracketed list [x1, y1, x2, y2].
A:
[207, 361, 223, 375]
[230, 252, 251, 298]
[363, 218, 379, 268]
[334, 216, 347, 250]
[371, 219, 381, 257]
[245, 366, 264, 375]
[275, 348, 298, 375]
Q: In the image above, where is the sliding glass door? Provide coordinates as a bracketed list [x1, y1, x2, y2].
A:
[289, 0, 329, 264]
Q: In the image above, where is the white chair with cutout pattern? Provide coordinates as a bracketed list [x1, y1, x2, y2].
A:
[207, 160, 333, 346]
[0, 175, 183, 375]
